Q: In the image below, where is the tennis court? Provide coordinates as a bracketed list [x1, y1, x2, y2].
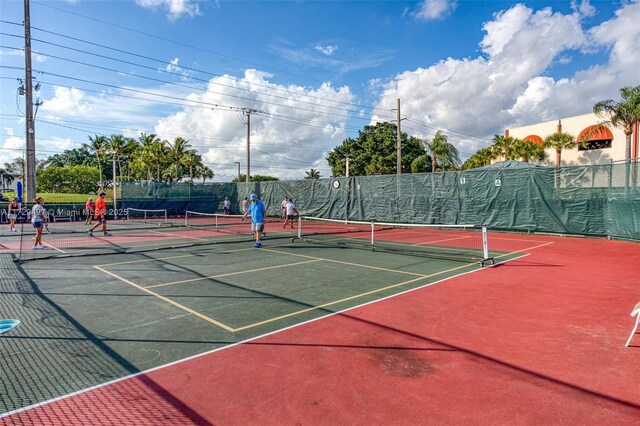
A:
[1, 220, 639, 424]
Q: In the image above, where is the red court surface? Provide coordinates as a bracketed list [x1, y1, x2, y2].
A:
[2, 232, 640, 425]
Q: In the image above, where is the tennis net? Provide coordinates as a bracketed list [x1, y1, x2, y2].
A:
[298, 216, 494, 265]
[126, 208, 168, 224]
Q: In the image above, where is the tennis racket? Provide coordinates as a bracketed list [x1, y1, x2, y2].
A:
[44, 223, 51, 234]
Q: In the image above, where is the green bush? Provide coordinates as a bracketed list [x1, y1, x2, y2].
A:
[36, 165, 101, 194]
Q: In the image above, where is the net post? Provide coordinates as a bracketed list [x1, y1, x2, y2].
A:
[144, 210, 147, 222]
[482, 226, 489, 261]
[215, 213, 219, 231]
[371, 222, 374, 246]
[184, 211, 189, 227]
[297, 216, 302, 239]
[164, 210, 168, 224]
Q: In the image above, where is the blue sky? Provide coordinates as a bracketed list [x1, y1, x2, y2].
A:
[1, 0, 638, 181]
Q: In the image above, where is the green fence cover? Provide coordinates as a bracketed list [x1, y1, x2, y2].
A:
[121, 160, 640, 241]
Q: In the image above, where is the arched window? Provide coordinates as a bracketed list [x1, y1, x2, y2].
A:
[577, 125, 613, 151]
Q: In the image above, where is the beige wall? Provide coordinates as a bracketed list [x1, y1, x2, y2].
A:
[507, 112, 629, 166]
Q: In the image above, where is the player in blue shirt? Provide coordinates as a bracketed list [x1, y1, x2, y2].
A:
[242, 193, 266, 247]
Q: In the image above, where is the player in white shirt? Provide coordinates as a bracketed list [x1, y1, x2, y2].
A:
[280, 196, 290, 219]
[283, 199, 299, 229]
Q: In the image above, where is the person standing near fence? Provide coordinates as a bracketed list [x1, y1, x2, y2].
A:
[88, 192, 111, 237]
[241, 197, 248, 214]
[31, 197, 46, 249]
[223, 196, 231, 215]
[283, 198, 299, 229]
[242, 193, 266, 248]
[84, 197, 94, 225]
[280, 196, 289, 220]
[7, 197, 20, 232]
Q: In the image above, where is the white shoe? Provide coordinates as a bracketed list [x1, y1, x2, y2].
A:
[32, 245, 45, 250]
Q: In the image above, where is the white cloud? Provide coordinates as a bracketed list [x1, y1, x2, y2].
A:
[413, 0, 458, 21]
[315, 44, 338, 56]
[372, 1, 640, 156]
[154, 69, 355, 180]
[0, 48, 47, 63]
[135, 0, 200, 20]
[164, 57, 192, 81]
[270, 38, 395, 74]
[571, 0, 596, 18]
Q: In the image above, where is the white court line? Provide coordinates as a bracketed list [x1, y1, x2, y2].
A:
[0, 252, 529, 420]
[145, 259, 323, 289]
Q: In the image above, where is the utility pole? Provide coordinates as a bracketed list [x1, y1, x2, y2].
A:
[396, 98, 401, 175]
[235, 161, 241, 182]
[24, 0, 37, 200]
[345, 157, 350, 177]
[112, 157, 118, 219]
[242, 109, 259, 183]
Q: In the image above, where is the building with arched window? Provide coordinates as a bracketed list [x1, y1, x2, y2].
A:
[505, 112, 639, 165]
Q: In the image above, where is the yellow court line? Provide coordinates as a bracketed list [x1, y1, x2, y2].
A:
[262, 247, 429, 277]
[490, 236, 555, 244]
[94, 265, 235, 332]
[232, 257, 489, 332]
[145, 259, 323, 289]
[491, 241, 555, 258]
[410, 235, 472, 247]
[43, 242, 66, 253]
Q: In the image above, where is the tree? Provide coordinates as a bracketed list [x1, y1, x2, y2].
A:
[592, 85, 640, 160]
[0, 167, 15, 189]
[150, 140, 169, 181]
[424, 130, 461, 172]
[326, 122, 426, 176]
[304, 168, 321, 179]
[182, 151, 203, 181]
[136, 132, 160, 181]
[232, 174, 279, 182]
[166, 136, 194, 181]
[36, 165, 100, 193]
[107, 134, 128, 184]
[197, 165, 215, 183]
[513, 139, 548, 163]
[544, 132, 577, 167]
[491, 135, 519, 161]
[84, 135, 108, 188]
[461, 147, 493, 170]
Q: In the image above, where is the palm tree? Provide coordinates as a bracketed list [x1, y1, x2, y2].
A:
[544, 132, 577, 167]
[491, 135, 519, 161]
[593, 85, 640, 160]
[461, 147, 493, 169]
[198, 165, 214, 183]
[84, 134, 107, 189]
[181, 151, 203, 181]
[107, 134, 128, 185]
[425, 130, 461, 172]
[166, 137, 194, 181]
[304, 168, 321, 179]
[137, 133, 160, 181]
[150, 141, 168, 182]
[514, 139, 548, 163]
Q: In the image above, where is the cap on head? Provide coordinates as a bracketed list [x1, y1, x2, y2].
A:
[99, 192, 107, 196]
[250, 194, 257, 200]
[89, 197, 94, 201]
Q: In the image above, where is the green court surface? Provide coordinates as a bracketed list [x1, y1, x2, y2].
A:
[0, 240, 514, 414]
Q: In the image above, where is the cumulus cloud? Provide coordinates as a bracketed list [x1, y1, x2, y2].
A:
[135, 0, 200, 20]
[154, 69, 354, 180]
[372, 1, 640, 156]
[413, 0, 458, 21]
